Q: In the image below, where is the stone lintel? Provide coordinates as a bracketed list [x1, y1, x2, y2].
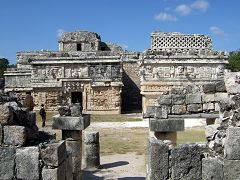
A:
[52, 114, 90, 130]
[150, 118, 184, 132]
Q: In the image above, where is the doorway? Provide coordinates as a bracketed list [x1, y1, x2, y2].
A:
[71, 92, 83, 104]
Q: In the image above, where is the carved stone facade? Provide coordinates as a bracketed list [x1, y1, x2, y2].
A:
[141, 31, 228, 113]
[4, 31, 123, 114]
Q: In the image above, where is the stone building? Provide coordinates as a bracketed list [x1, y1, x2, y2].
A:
[140, 31, 228, 114]
[4, 31, 123, 114]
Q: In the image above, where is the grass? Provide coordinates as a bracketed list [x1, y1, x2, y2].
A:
[35, 111, 58, 127]
[91, 114, 141, 122]
[177, 129, 206, 145]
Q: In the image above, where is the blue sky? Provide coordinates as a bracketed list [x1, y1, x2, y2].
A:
[0, 0, 240, 64]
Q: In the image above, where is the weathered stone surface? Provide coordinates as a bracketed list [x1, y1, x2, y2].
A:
[66, 140, 82, 157]
[42, 161, 66, 180]
[224, 72, 240, 94]
[154, 106, 168, 119]
[70, 103, 83, 117]
[187, 104, 203, 113]
[0, 124, 2, 145]
[144, 106, 156, 118]
[172, 105, 186, 114]
[215, 81, 226, 92]
[3, 125, 27, 146]
[172, 94, 185, 105]
[215, 102, 220, 111]
[224, 127, 240, 160]
[62, 130, 82, 140]
[84, 144, 99, 157]
[16, 147, 39, 180]
[147, 138, 169, 180]
[83, 156, 100, 170]
[202, 157, 223, 180]
[72, 156, 82, 172]
[215, 93, 229, 102]
[205, 124, 219, 140]
[223, 159, 240, 180]
[158, 95, 172, 105]
[0, 147, 16, 179]
[171, 144, 202, 180]
[203, 103, 215, 111]
[0, 104, 14, 125]
[186, 94, 202, 104]
[65, 154, 73, 180]
[52, 114, 90, 130]
[58, 105, 71, 116]
[202, 94, 215, 103]
[40, 141, 66, 167]
[203, 84, 216, 93]
[150, 119, 184, 132]
[84, 131, 99, 144]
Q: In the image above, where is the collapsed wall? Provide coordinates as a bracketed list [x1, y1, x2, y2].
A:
[0, 93, 90, 180]
[147, 72, 240, 180]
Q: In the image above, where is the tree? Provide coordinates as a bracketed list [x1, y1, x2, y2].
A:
[0, 58, 9, 78]
[226, 50, 240, 72]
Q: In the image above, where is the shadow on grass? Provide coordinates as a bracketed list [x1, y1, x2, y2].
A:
[101, 161, 129, 169]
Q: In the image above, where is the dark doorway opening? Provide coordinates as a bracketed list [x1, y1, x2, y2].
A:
[77, 43, 82, 51]
[71, 92, 83, 104]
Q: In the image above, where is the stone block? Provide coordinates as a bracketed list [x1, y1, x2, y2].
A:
[42, 161, 66, 180]
[0, 124, 2, 145]
[203, 84, 216, 93]
[157, 95, 172, 105]
[154, 106, 168, 119]
[0, 104, 14, 125]
[215, 81, 226, 92]
[202, 94, 215, 103]
[84, 144, 100, 157]
[16, 147, 39, 180]
[40, 141, 66, 167]
[149, 119, 184, 132]
[62, 130, 82, 140]
[0, 147, 16, 179]
[171, 144, 202, 180]
[205, 124, 219, 140]
[144, 106, 156, 118]
[187, 104, 203, 113]
[203, 103, 215, 111]
[147, 138, 169, 180]
[215, 93, 229, 102]
[84, 131, 99, 144]
[172, 105, 186, 115]
[172, 94, 185, 105]
[186, 93, 202, 104]
[70, 104, 82, 117]
[224, 127, 240, 160]
[65, 154, 73, 180]
[84, 156, 100, 170]
[202, 157, 223, 180]
[72, 156, 82, 172]
[215, 103, 220, 111]
[224, 72, 240, 94]
[3, 125, 27, 146]
[223, 159, 240, 180]
[52, 114, 90, 130]
[66, 140, 82, 157]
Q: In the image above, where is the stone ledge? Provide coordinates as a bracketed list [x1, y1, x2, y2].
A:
[149, 119, 184, 132]
[52, 114, 90, 130]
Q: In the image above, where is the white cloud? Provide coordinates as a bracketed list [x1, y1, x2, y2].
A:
[154, 12, 177, 21]
[191, 0, 209, 12]
[210, 26, 225, 36]
[57, 29, 65, 38]
[175, 4, 191, 16]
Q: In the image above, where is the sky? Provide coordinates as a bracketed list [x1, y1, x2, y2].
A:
[0, 0, 240, 64]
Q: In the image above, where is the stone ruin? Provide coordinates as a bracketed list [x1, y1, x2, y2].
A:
[0, 92, 92, 179]
[147, 72, 240, 180]
[141, 31, 228, 115]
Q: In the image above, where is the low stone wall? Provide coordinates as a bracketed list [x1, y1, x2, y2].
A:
[147, 72, 240, 179]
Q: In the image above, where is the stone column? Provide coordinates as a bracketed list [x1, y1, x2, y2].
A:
[52, 114, 90, 180]
[83, 131, 100, 169]
[149, 118, 184, 145]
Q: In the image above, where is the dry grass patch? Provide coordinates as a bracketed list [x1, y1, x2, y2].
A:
[91, 114, 141, 122]
[177, 129, 206, 145]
